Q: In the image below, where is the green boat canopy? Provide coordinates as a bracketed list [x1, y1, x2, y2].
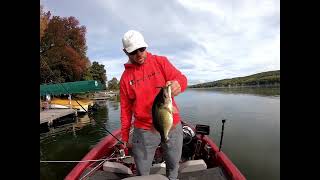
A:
[40, 80, 105, 96]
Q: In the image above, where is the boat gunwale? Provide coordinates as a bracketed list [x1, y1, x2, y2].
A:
[65, 129, 122, 180]
[65, 122, 246, 180]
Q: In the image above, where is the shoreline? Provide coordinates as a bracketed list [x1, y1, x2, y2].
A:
[188, 84, 280, 89]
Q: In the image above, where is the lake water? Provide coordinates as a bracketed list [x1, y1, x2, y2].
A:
[40, 87, 280, 180]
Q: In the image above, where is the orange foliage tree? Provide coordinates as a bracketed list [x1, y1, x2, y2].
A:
[40, 12, 90, 83]
[40, 5, 50, 41]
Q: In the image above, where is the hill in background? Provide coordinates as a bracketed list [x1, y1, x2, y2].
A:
[188, 70, 280, 88]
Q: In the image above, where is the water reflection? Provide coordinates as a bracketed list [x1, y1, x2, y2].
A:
[40, 103, 113, 180]
[110, 101, 119, 110]
[94, 100, 107, 107]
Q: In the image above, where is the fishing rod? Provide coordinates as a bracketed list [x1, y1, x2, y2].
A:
[40, 50, 124, 145]
[40, 156, 131, 163]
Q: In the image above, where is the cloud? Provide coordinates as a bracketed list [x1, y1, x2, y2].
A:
[98, 57, 126, 81]
[42, 0, 280, 84]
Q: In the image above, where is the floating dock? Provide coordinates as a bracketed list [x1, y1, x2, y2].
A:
[91, 97, 109, 100]
[40, 109, 76, 125]
[90, 91, 118, 100]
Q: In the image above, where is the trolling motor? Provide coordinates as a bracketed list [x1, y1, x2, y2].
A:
[195, 124, 210, 137]
[193, 124, 210, 159]
[192, 120, 227, 160]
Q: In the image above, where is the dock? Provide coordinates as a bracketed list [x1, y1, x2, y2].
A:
[40, 109, 76, 125]
[90, 91, 118, 100]
[91, 97, 110, 100]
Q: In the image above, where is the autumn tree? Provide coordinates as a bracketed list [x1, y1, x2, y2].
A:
[40, 14, 90, 83]
[40, 5, 50, 41]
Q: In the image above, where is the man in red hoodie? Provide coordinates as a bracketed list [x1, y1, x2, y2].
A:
[120, 30, 188, 180]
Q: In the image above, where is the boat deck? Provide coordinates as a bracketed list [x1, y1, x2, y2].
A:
[81, 166, 228, 180]
[70, 123, 244, 180]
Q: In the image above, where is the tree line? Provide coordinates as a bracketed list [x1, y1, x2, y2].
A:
[189, 70, 280, 88]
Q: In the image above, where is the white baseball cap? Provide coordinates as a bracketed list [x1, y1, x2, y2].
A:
[122, 30, 148, 53]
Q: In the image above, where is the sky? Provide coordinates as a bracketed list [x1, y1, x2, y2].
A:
[41, 0, 280, 85]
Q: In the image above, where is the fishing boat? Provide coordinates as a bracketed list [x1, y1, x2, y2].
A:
[50, 98, 94, 113]
[65, 121, 246, 180]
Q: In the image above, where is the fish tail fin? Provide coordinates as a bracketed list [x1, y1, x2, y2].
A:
[160, 133, 170, 143]
[165, 137, 170, 143]
[160, 133, 166, 143]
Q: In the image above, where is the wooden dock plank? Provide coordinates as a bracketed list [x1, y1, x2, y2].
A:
[40, 109, 76, 124]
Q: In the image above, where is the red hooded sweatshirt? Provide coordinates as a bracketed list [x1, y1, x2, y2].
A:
[120, 52, 188, 142]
